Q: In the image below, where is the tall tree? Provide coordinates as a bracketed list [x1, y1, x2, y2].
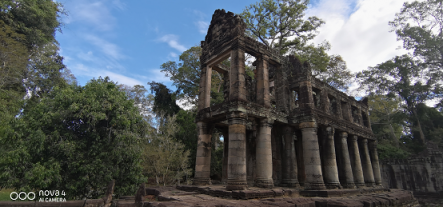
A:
[357, 54, 439, 143]
[368, 94, 405, 147]
[241, 0, 353, 90]
[390, 0, 443, 71]
[160, 46, 225, 107]
[240, 0, 324, 55]
[0, 77, 147, 199]
[148, 81, 181, 117]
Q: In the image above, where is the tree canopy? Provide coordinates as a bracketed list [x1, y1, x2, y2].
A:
[0, 77, 147, 199]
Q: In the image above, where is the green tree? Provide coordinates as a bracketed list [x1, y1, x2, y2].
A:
[240, 0, 324, 55]
[357, 54, 439, 144]
[368, 94, 405, 148]
[241, 0, 353, 90]
[148, 81, 181, 117]
[0, 0, 63, 50]
[0, 77, 147, 199]
[160, 46, 225, 107]
[390, 0, 443, 71]
[142, 114, 191, 186]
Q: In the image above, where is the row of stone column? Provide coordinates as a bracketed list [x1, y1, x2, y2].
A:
[194, 120, 382, 190]
[302, 123, 382, 190]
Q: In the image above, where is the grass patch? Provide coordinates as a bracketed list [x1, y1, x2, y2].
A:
[0, 189, 14, 201]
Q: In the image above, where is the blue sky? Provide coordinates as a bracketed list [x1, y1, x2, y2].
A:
[56, 0, 408, 98]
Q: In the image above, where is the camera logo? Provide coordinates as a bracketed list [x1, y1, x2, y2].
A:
[10, 190, 66, 202]
[10, 192, 36, 201]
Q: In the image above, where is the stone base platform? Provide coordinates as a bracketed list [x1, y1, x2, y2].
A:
[300, 187, 388, 197]
[137, 185, 419, 207]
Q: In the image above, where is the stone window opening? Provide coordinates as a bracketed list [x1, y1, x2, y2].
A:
[341, 101, 349, 121]
[362, 112, 369, 127]
[293, 90, 299, 109]
[312, 88, 321, 108]
[351, 106, 360, 124]
[329, 96, 337, 115]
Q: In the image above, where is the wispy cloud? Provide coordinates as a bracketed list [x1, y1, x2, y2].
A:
[67, 0, 116, 31]
[70, 63, 144, 86]
[195, 21, 209, 34]
[158, 34, 187, 52]
[169, 52, 178, 58]
[84, 34, 124, 60]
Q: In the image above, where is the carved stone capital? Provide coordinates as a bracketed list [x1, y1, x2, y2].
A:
[299, 121, 317, 129]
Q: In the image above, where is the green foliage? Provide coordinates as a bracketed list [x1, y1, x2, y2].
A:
[368, 94, 405, 147]
[148, 81, 180, 117]
[0, 0, 64, 49]
[210, 139, 224, 180]
[0, 77, 147, 199]
[241, 0, 353, 91]
[240, 0, 324, 55]
[142, 114, 191, 186]
[377, 140, 410, 160]
[357, 54, 439, 143]
[160, 46, 201, 106]
[389, 0, 443, 71]
[174, 110, 198, 176]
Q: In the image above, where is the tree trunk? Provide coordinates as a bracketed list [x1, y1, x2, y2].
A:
[412, 108, 426, 144]
[388, 123, 399, 147]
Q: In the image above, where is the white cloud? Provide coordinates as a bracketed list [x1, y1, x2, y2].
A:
[69, 63, 144, 86]
[147, 69, 173, 83]
[307, 0, 407, 73]
[195, 21, 209, 34]
[84, 34, 124, 60]
[67, 0, 116, 31]
[159, 34, 187, 52]
[169, 52, 178, 58]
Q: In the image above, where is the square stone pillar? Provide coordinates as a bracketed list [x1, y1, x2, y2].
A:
[300, 122, 326, 190]
[341, 102, 352, 122]
[321, 90, 330, 113]
[222, 128, 229, 183]
[357, 107, 363, 126]
[198, 66, 208, 110]
[323, 127, 341, 189]
[193, 122, 213, 185]
[299, 82, 314, 109]
[204, 65, 212, 108]
[226, 112, 248, 190]
[255, 119, 274, 188]
[360, 138, 375, 187]
[281, 125, 299, 187]
[229, 47, 246, 102]
[369, 140, 382, 186]
[256, 55, 270, 107]
[349, 135, 365, 187]
[337, 132, 355, 188]
[336, 98, 343, 119]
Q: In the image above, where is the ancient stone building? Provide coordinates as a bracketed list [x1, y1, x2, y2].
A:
[194, 9, 382, 191]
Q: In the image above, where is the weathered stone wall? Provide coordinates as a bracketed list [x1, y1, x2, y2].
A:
[381, 149, 443, 192]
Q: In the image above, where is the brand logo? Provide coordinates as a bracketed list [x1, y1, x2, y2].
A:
[9, 192, 36, 201]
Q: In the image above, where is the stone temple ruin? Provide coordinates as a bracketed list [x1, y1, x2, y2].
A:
[193, 9, 382, 191]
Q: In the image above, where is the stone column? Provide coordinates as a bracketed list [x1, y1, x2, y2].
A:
[300, 122, 326, 190]
[229, 47, 247, 102]
[357, 107, 363, 126]
[336, 98, 343, 119]
[360, 138, 375, 187]
[193, 122, 212, 185]
[198, 66, 208, 110]
[338, 132, 355, 188]
[349, 135, 365, 187]
[204, 66, 212, 108]
[369, 140, 382, 186]
[226, 112, 248, 190]
[323, 127, 341, 189]
[255, 119, 274, 188]
[222, 128, 229, 183]
[256, 55, 270, 108]
[281, 125, 299, 187]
